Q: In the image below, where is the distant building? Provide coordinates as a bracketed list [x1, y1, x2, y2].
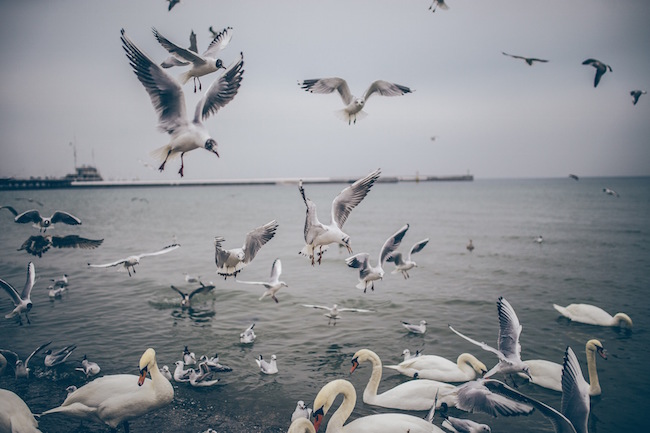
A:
[64, 165, 103, 181]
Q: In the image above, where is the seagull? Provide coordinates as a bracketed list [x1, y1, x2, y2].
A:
[167, 0, 180, 11]
[454, 379, 534, 418]
[121, 29, 244, 177]
[153, 26, 233, 93]
[256, 354, 278, 374]
[236, 258, 287, 303]
[183, 346, 196, 366]
[0, 341, 51, 378]
[291, 400, 313, 422]
[386, 238, 429, 279]
[240, 323, 256, 343]
[602, 188, 619, 197]
[402, 320, 428, 334]
[50, 274, 69, 287]
[439, 402, 492, 433]
[18, 234, 103, 257]
[14, 209, 81, 232]
[345, 224, 410, 292]
[429, 0, 450, 12]
[299, 78, 412, 124]
[88, 244, 180, 277]
[75, 355, 101, 377]
[160, 29, 198, 69]
[183, 272, 201, 283]
[199, 353, 232, 373]
[170, 282, 215, 308]
[44, 344, 77, 367]
[301, 303, 372, 325]
[582, 58, 612, 87]
[466, 240, 474, 253]
[189, 362, 220, 387]
[535, 235, 544, 244]
[502, 52, 549, 65]
[214, 220, 279, 278]
[159, 365, 173, 380]
[299, 168, 381, 265]
[402, 349, 422, 361]
[569, 174, 580, 181]
[561, 347, 590, 433]
[0, 262, 36, 325]
[173, 360, 192, 382]
[48, 285, 66, 299]
[630, 90, 647, 105]
[0, 205, 18, 216]
[449, 297, 532, 382]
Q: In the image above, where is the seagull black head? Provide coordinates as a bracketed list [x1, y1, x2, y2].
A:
[205, 138, 219, 157]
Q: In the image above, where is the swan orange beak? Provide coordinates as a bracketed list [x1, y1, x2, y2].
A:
[350, 357, 359, 374]
[312, 407, 324, 432]
[138, 366, 148, 386]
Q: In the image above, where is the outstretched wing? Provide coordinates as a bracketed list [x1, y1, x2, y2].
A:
[331, 168, 381, 229]
[299, 77, 353, 105]
[299, 180, 320, 243]
[50, 211, 82, 226]
[21, 262, 35, 300]
[121, 28, 188, 134]
[170, 285, 186, 297]
[196, 52, 244, 121]
[242, 220, 278, 263]
[0, 205, 18, 216]
[14, 209, 41, 224]
[363, 80, 412, 101]
[496, 297, 523, 360]
[138, 243, 180, 259]
[379, 224, 409, 265]
[0, 278, 21, 306]
[25, 341, 52, 367]
[269, 258, 282, 280]
[188, 284, 214, 299]
[386, 252, 404, 265]
[302, 304, 331, 311]
[52, 235, 103, 250]
[456, 379, 534, 417]
[449, 324, 504, 360]
[409, 238, 429, 257]
[202, 26, 233, 59]
[88, 258, 127, 268]
[561, 347, 589, 433]
[153, 27, 206, 66]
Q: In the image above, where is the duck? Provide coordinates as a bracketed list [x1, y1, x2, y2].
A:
[386, 352, 487, 382]
[553, 303, 632, 328]
[312, 379, 445, 433]
[350, 349, 456, 411]
[41, 348, 173, 432]
[519, 339, 606, 394]
[0, 388, 42, 433]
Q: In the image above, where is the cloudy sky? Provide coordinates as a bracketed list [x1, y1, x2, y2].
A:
[1, 0, 648, 181]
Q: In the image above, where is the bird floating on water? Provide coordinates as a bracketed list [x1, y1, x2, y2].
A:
[256, 354, 278, 374]
[553, 302, 632, 328]
[44, 345, 77, 368]
[240, 323, 256, 343]
[402, 320, 428, 334]
[170, 282, 215, 308]
[602, 187, 619, 197]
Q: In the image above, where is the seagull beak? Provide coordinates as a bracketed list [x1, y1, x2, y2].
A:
[138, 366, 148, 386]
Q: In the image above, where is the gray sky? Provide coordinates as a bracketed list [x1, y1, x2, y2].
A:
[1, 0, 649, 181]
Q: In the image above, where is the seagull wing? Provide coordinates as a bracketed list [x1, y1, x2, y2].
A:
[170, 285, 186, 297]
[121, 29, 188, 135]
[0, 278, 21, 306]
[188, 30, 198, 53]
[20, 262, 35, 300]
[0, 205, 18, 216]
[561, 347, 589, 433]
[269, 258, 282, 281]
[137, 243, 180, 259]
[502, 51, 525, 60]
[188, 284, 214, 299]
[88, 258, 127, 268]
[299, 180, 320, 243]
[25, 341, 52, 368]
[338, 307, 371, 313]
[242, 220, 278, 264]
[363, 80, 412, 101]
[302, 304, 332, 312]
[345, 253, 370, 270]
[14, 209, 41, 224]
[449, 325, 504, 360]
[202, 26, 233, 58]
[331, 168, 381, 228]
[379, 224, 409, 265]
[235, 280, 268, 287]
[52, 235, 103, 250]
[152, 27, 206, 66]
[50, 211, 82, 226]
[299, 77, 354, 105]
[496, 297, 523, 361]
[0, 350, 19, 368]
[386, 252, 404, 265]
[409, 238, 429, 258]
[456, 379, 534, 417]
[195, 52, 245, 122]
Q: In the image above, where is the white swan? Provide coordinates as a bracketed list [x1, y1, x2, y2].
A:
[553, 303, 632, 328]
[386, 352, 487, 382]
[520, 339, 606, 394]
[350, 349, 456, 411]
[288, 417, 316, 433]
[0, 388, 42, 433]
[312, 379, 444, 433]
[41, 348, 173, 431]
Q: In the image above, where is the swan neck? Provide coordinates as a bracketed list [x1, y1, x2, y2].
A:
[586, 348, 601, 395]
[327, 383, 356, 433]
[362, 352, 382, 400]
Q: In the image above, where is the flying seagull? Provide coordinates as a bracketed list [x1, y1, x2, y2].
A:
[429, 0, 450, 12]
[0, 205, 18, 217]
[299, 169, 381, 265]
[170, 282, 215, 308]
[630, 90, 647, 105]
[120, 29, 244, 177]
[298, 78, 412, 124]
[454, 378, 534, 418]
[582, 58, 612, 87]
[346, 224, 410, 292]
[153, 26, 233, 93]
[18, 235, 103, 257]
[236, 258, 287, 302]
[502, 52, 549, 65]
[0, 262, 36, 325]
[14, 209, 81, 232]
[167, 0, 180, 11]
[386, 237, 429, 279]
[214, 220, 279, 278]
[0, 341, 52, 378]
[88, 244, 180, 277]
[301, 303, 372, 325]
[160, 29, 198, 69]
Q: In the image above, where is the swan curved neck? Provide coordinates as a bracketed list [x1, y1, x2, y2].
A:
[360, 351, 383, 400]
[586, 348, 601, 395]
[327, 383, 356, 433]
[457, 353, 475, 373]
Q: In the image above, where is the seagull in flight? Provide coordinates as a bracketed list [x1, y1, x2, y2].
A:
[0, 205, 18, 217]
[582, 58, 612, 87]
[602, 187, 619, 197]
[630, 90, 647, 105]
[502, 52, 549, 65]
[170, 282, 215, 308]
[449, 297, 532, 382]
[0, 341, 52, 378]
[429, 0, 450, 12]
[298, 78, 412, 124]
[299, 169, 381, 265]
[0, 262, 36, 325]
[18, 235, 103, 257]
[386, 237, 429, 279]
[454, 378, 535, 418]
[88, 244, 180, 277]
[14, 209, 81, 232]
[153, 26, 233, 93]
[160, 29, 198, 69]
[214, 220, 279, 278]
[301, 303, 372, 325]
[120, 29, 244, 177]
[236, 258, 287, 303]
[346, 224, 410, 292]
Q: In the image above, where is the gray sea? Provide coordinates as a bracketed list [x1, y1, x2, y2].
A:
[0, 177, 648, 432]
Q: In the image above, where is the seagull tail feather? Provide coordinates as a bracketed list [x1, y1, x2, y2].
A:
[150, 144, 178, 163]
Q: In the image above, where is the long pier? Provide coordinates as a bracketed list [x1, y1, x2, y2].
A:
[0, 174, 473, 190]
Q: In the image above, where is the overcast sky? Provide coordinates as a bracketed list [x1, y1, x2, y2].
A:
[1, 0, 648, 181]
